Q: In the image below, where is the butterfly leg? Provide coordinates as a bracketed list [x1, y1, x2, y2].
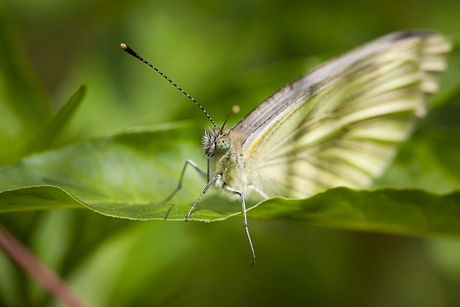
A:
[185, 174, 221, 221]
[247, 185, 269, 200]
[161, 159, 207, 203]
[224, 186, 256, 266]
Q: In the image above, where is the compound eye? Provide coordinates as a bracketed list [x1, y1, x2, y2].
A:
[215, 135, 231, 153]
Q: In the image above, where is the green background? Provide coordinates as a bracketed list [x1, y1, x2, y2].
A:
[1, 0, 460, 306]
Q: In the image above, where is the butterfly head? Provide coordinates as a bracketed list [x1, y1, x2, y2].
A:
[202, 127, 232, 158]
[202, 105, 240, 158]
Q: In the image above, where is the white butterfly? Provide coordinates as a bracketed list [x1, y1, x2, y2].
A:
[122, 30, 451, 265]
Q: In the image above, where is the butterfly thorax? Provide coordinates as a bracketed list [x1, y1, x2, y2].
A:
[202, 127, 248, 199]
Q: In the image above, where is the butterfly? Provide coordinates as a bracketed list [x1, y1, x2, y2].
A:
[121, 30, 451, 265]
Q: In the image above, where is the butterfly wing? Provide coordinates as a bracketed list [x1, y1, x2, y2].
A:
[230, 31, 451, 198]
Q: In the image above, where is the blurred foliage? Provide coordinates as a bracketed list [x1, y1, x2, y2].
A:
[1, 0, 460, 306]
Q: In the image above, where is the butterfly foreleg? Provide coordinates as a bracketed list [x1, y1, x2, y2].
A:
[224, 186, 256, 266]
[161, 159, 207, 203]
[186, 174, 221, 221]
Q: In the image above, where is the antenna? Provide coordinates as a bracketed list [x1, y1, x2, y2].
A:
[120, 43, 217, 129]
[220, 105, 240, 133]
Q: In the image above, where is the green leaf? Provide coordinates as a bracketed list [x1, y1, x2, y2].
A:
[2, 185, 460, 239]
[1, 123, 460, 239]
[0, 186, 81, 212]
[0, 123, 239, 220]
[249, 188, 460, 237]
[23, 85, 88, 154]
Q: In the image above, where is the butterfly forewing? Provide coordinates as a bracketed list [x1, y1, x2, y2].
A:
[232, 31, 450, 198]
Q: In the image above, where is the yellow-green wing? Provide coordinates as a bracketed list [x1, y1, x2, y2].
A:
[232, 31, 451, 198]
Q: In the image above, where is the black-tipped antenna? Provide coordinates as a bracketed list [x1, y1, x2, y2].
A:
[120, 43, 217, 129]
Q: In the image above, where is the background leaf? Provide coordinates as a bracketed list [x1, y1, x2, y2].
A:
[23, 85, 88, 154]
[0, 7, 51, 166]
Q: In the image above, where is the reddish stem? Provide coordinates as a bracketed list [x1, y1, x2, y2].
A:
[0, 223, 90, 307]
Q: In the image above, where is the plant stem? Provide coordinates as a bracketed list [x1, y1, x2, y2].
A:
[0, 223, 90, 307]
